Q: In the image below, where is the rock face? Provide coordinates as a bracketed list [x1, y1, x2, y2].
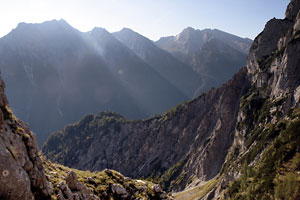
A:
[0, 76, 52, 199]
[44, 0, 300, 198]
[199, 0, 300, 199]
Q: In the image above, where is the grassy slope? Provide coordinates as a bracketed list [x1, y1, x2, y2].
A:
[42, 157, 172, 200]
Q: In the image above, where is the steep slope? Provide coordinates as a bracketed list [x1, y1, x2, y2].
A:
[89, 28, 187, 116]
[192, 38, 248, 91]
[0, 20, 186, 144]
[214, 0, 300, 198]
[0, 74, 171, 200]
[113, 28, 203, 97]
[175, 0, 300, 199]
[44, 1, 300, 199]
[156, 28, 251, 90]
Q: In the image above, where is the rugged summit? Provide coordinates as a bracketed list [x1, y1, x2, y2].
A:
[44, 0, 300, 199]
[155, 28, 251, 91]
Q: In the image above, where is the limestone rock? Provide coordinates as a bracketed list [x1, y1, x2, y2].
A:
[286, 0, 300, 20]
[111, 183, 128, 198]
[0, 76, 52, 199]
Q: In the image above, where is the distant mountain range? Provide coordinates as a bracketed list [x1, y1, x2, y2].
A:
[0, 20, 251, 144]
[156, 27, 251, 92]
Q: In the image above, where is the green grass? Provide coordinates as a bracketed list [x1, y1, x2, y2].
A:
[173, 178, 218, 200]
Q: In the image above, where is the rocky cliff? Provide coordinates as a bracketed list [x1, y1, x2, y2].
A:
[0, 76, 52, 199]
[181, 0, 300, 198]
[214, 0, 300, 198]
[43, 0, 300, 199]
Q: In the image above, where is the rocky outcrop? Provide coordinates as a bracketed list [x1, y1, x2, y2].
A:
[0, 76, 52, 199]
[57, 171, 100, 200]
[42, 158, 172, 200]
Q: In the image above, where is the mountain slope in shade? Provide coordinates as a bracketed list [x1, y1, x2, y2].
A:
[113, 28, 203, 98]
[0, 20, 186, 144]
[89, 27, 187, 114]
[191, 38, 248, 91]
[156, 27, 251, 90]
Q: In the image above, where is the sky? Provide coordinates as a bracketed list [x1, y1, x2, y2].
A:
[0, 0, 291, 41]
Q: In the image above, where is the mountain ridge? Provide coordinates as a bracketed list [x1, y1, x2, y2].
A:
[0, 20, 249, 145]
[0, 20, 191, 144]
[155, 27, 251, 91]
[113, 27, 203, 97]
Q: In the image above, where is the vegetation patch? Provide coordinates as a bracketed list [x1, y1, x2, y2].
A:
[224, 110, 300, 199]
[42, 157, 171, 200]
[173, 178, 218, 200]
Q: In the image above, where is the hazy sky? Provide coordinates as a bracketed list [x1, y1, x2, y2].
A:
[0, 0, 290, 41]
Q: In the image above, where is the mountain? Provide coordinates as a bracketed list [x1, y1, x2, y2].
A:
[0, 20, 250, 145]
[156, 27, 252, 57]
[43, 0, 300, 199]
[113, 28, 202, 97]
[156, 28, 252, 90]
[0, 75, 170, 200]
[0, 20, 187, 144]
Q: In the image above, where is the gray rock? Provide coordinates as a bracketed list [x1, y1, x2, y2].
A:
[111, 183, 128, 196]
[0, 77, 52, 199]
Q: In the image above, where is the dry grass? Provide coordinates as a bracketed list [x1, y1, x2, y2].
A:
[173, 178, 217, 200]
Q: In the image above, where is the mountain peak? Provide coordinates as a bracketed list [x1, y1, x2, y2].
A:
[120, 27, 135, 33]
[116, 27, 148, 40]
[13, 19, 73, 33]
[182, 26, 196, 32]
[91, 27, 112, 38]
